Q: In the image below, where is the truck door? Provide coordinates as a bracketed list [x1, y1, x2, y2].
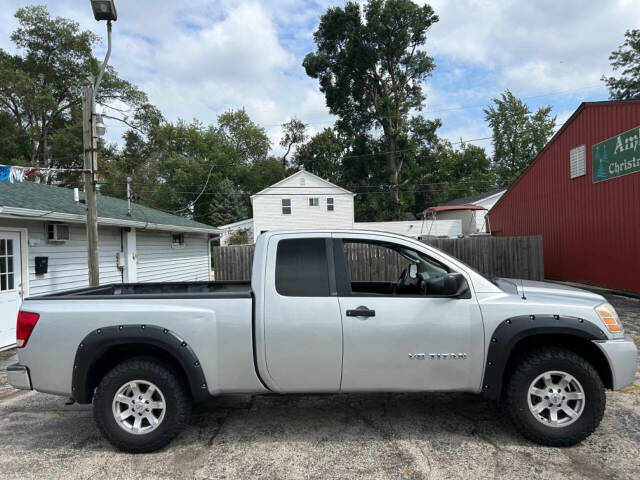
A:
[261, 234, 343, 392]
[334, 234, 485, 392]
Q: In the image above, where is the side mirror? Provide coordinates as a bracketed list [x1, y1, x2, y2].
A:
[443, 273, 469, 297]
[427, 273, 469, 297]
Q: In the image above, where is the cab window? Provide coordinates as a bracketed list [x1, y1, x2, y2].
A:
[342, 240, 450, 296]
[275, 238, 330, 297]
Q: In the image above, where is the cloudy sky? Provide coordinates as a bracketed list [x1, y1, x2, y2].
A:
[0, 0, 637, 154]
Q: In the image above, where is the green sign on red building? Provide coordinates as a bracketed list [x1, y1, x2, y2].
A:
[592, 125, 640, 183]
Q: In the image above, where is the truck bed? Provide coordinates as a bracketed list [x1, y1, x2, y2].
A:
[27, 281, 252, 300]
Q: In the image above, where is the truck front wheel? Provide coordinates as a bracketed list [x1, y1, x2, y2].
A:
[93, 358, 192, 453]
[505, 347, 605, 446]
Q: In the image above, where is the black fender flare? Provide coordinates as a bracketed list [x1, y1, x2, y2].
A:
[72, 324, 209, 404]
[482, 315, 607, 399]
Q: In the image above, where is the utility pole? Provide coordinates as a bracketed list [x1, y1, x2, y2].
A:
[82, 82, 100, 286]
[83, 0, 116, 286]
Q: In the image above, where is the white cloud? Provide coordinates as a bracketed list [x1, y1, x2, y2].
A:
[427, 0, 636, 93]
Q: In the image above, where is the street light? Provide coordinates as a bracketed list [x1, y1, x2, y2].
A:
[90, 0, 117, 21]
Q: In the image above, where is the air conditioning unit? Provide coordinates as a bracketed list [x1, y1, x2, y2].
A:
[46, 224, 70, 243]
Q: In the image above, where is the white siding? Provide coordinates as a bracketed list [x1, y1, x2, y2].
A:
[0, 218, 212, 296]
[251, 171, 354, 242]
[0, 219, 122, 296]
[355, 220, 462, 238]
[136, 230, 210, 283]
[476, 190, 506, 233]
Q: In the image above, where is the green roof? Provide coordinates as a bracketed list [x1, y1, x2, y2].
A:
[0, 181, 218, 232]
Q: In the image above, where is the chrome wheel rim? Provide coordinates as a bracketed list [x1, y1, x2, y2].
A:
[112, 380, 166, 435]
[527, 370, 585, 428]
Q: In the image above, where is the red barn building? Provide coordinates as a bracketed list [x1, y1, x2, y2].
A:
[488, 100, 640, 294]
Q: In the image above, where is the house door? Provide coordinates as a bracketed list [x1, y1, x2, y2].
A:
[0, 232, 22, 349]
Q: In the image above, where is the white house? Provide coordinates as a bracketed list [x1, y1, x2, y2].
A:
[0, 181, 220, 350]
[218, 170, 463, 244]
[250, 170, 355, 242]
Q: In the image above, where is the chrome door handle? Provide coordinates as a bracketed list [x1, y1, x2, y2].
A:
[346, 306, 376, 317]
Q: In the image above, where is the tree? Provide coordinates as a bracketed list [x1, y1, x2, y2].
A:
[217, 108, 270, 165]
[0, 5, 150, 171]
[279, 118, 307, 168]
[293, 128, 346, 184]
[602, 29, 640, 100]
[208, 178, 249, 227]
[484, 90, 556, 185]
[303, 0, 438, 217]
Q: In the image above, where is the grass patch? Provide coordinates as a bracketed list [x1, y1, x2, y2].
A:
[632, 335, 640, 348]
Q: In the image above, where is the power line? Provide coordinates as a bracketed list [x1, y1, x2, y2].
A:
[172, 162, 215, 213]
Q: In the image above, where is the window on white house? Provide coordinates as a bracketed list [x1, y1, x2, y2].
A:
[46, 223, 70, 242]
[171, 233, 185, 248]
[309, 197, 319, 207]
[282, 199, 291, 215]
[327, 198, 334, 211]
[570, 145, 586, 178]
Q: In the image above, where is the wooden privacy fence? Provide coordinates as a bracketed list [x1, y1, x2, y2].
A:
[212, 235, 544, 281]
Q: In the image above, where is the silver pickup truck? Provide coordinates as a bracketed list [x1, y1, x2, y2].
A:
[8, 230, 637, 452]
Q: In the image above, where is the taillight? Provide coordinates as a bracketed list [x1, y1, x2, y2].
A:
[16, 311, 39, 348]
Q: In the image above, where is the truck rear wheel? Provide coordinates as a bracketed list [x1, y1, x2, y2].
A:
[505, 347, 605, 446]
[93, 358, 191, 453]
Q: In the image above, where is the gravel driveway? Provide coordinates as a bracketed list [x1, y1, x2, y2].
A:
[0, 293, 638, 480]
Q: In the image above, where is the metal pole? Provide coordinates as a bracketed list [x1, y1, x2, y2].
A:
[82, 83, 100, 286]
[93, 21, 112, 102]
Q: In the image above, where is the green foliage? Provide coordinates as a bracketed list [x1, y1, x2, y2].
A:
[293, 128, 346, 184]
[304, 0, 438, 217]
[217, 108, 270, 164]
[484, 90, 556, 185]
[208, 179, 250, 227]
[279, 118, 307, 167]
[603, 29, 640, 100]
[227, 229, 250, 245]
[0, 4, 151, 183]
[99, 111, 284, 228]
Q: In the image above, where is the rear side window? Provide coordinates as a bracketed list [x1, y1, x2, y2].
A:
[275, 238, 330, 296]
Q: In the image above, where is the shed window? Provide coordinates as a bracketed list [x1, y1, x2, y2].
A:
[570, 145, 586, 179]
[327, 198, 334, 211]
[282, 199, 291, 215]
[171, 233, 185, 248]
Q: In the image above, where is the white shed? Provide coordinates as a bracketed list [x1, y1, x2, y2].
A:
[250, 170, 355, 242]
[218, 218, 254, 246]
[0, 181, 220, 350]
[439, 189, 507, 233]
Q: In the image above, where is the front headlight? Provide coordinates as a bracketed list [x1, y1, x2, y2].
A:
[595, 302, 623, 334]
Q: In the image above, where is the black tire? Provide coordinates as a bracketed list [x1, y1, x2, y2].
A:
[93, 358, 191, 453]
[505, 347, 605, 447]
